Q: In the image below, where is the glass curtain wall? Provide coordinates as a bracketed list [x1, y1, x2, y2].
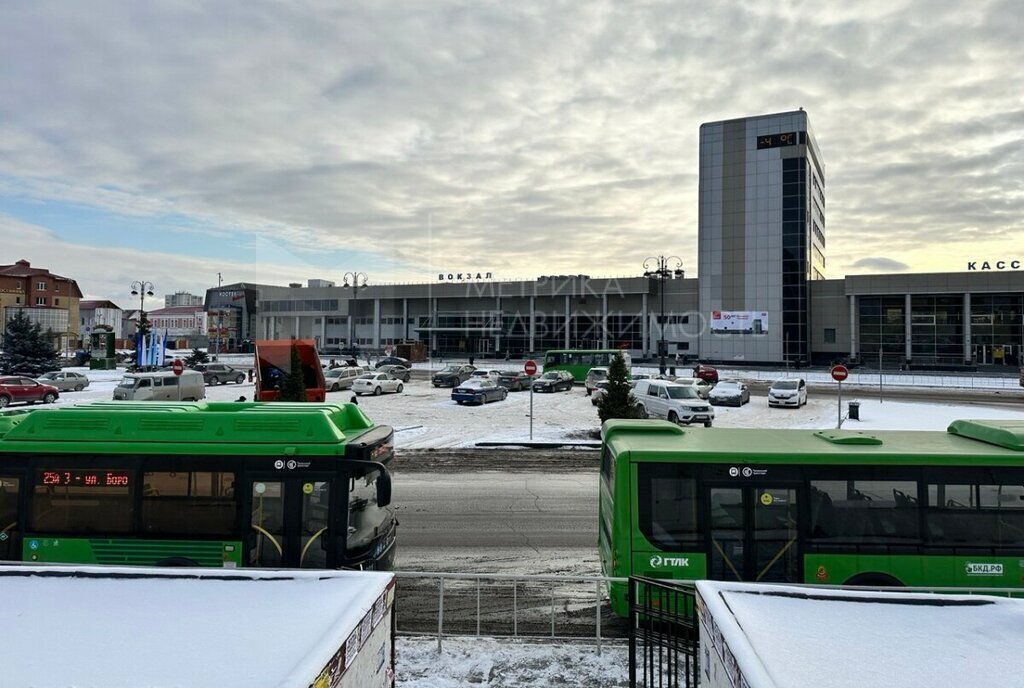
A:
[910, 295, 963, 365]
[858, 296, 905, 365]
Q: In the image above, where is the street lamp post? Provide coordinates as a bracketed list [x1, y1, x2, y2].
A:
[643, 256, 684, 375]
[130, 280, 155, 369]
[343, 272, 369, 357]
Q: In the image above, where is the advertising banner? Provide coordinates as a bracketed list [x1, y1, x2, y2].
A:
[710, 310, 768, 334]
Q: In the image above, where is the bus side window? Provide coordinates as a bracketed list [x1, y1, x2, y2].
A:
[547, 353, 561, 365]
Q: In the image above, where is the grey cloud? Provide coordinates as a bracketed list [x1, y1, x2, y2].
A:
[1, 0, 1022, 279]
[849, 257, 910, 272]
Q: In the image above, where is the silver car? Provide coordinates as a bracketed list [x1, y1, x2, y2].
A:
[37, 371, 90, 392]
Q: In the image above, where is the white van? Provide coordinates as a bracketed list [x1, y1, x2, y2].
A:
[113, 370, 206, 401]
[633, 379, 715, 427]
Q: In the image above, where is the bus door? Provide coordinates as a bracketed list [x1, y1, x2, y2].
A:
[247, 475, 334, 568]
[707, 483, 801, 583]
[0, 474, 22, 560]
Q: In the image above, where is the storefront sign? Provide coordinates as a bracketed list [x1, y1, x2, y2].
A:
[967, 260, 1021, 270]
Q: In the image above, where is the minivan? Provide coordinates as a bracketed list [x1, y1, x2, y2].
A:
[112, 370, 206, 401]
[633, 379, 715, 427]
[768, 377, 807, 407]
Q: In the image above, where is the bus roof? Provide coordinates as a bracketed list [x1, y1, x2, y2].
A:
[602, 419, 1024, 466]
[0, 401, 382, 456]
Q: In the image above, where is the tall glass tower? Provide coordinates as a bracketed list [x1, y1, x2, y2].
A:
[697, 110, 825, 365]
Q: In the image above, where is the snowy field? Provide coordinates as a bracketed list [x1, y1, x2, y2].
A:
[38, 366, 1024, 448]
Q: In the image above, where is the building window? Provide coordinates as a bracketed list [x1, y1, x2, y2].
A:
[54, 298, 60, 306]
[37, 281, 47, 291]
[824, 328, 836, 344]
[36, 297, 46, 306]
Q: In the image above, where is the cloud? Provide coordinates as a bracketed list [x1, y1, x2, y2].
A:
[849, 257, 910, 272]
[0, 0, 1022, 288]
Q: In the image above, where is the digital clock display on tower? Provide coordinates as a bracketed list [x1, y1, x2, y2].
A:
[756, 132, 797, 149]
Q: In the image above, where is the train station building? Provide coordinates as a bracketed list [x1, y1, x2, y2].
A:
[205, 111, 1023, 370]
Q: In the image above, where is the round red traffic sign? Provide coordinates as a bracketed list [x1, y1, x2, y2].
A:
[830, 364, 849, 382]
[524, 359, 538, 376]
[171, 359, 185, 376]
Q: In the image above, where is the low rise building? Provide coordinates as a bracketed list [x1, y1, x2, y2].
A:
[0, 259, 83, 353]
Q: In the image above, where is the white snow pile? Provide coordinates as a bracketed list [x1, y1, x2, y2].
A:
[397, 637, 628, 687]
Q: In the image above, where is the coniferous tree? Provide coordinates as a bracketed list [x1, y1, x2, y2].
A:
[278, 342, 307, 402]
[597, 351, 642, 423]
[184, 347, 210, 367]
[0, 311, 60, 375]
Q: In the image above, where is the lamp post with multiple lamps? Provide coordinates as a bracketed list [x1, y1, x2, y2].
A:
[130, 280, 155, 370]
[643, 256, 684, 375]
[342, 272, 369, 356]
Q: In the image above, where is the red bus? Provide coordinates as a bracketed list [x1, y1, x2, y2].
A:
[254, 339, 327, 402]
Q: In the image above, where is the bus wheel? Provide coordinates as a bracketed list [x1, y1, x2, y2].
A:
[843, 573, 903, 588]
[155, 557, 200, 567]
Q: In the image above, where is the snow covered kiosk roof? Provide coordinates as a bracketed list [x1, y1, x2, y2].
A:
[696, 580, 1024, 688]
[1, 565, 394, 688]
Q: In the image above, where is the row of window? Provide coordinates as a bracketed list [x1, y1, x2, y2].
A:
[632, 465, 1024, 550]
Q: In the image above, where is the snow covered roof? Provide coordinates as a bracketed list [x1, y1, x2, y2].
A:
[696, 580, 1024, 688]
[2, 565, 394, 688]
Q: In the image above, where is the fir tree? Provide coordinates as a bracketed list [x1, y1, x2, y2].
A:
[0, 311, 60, 375]
[597, 351, 642, 423]
[184, 347, 210, 367]
[278, 342, 307, 402]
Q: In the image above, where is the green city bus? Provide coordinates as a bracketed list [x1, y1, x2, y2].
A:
[600, 418, 1024, 616]
[543, 349, 632, 382]
[0, 401, 396, 570]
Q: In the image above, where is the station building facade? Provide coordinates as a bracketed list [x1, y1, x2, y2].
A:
[208, 271, 1022, 369]
[205, 109, 1022, 370]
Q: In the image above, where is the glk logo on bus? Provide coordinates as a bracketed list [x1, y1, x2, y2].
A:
[650, 555, 689, 568]
[965, 562, 1003, 576]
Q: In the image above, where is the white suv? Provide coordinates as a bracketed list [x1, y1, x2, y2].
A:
[634, 380, 715, 427]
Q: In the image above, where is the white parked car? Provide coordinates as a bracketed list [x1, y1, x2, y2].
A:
[709, 379, 750, 407]
[633, 380, 715, 427]
[469, 368, 502, 383]
[351, 372, 404, 396]
[768, 378, 807, 407]
[672, 377, 713, 399]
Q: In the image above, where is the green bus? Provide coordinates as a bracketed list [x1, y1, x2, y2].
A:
[543, 349, 632, 382]
[600, 418, 1024, 616]
[0, 401, 396, 570]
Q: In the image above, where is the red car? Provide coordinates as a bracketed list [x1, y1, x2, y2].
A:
[0, 376, 60, 408]
[692, 364, 719, 383]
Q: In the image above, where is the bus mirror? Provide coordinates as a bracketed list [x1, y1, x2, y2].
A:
[376, 471, 392, 507]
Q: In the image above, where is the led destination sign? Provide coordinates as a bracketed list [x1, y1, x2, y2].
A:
[39, 470, 131, 487]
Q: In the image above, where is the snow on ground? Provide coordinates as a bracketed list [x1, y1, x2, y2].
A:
[397, 637, 627, 688]
[34, 366, 1023, 446]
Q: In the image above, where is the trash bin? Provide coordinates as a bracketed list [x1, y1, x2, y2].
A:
[848, 401, 860, 421]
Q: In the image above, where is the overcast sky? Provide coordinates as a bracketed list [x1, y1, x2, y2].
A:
[1, 0, 1021, 304]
